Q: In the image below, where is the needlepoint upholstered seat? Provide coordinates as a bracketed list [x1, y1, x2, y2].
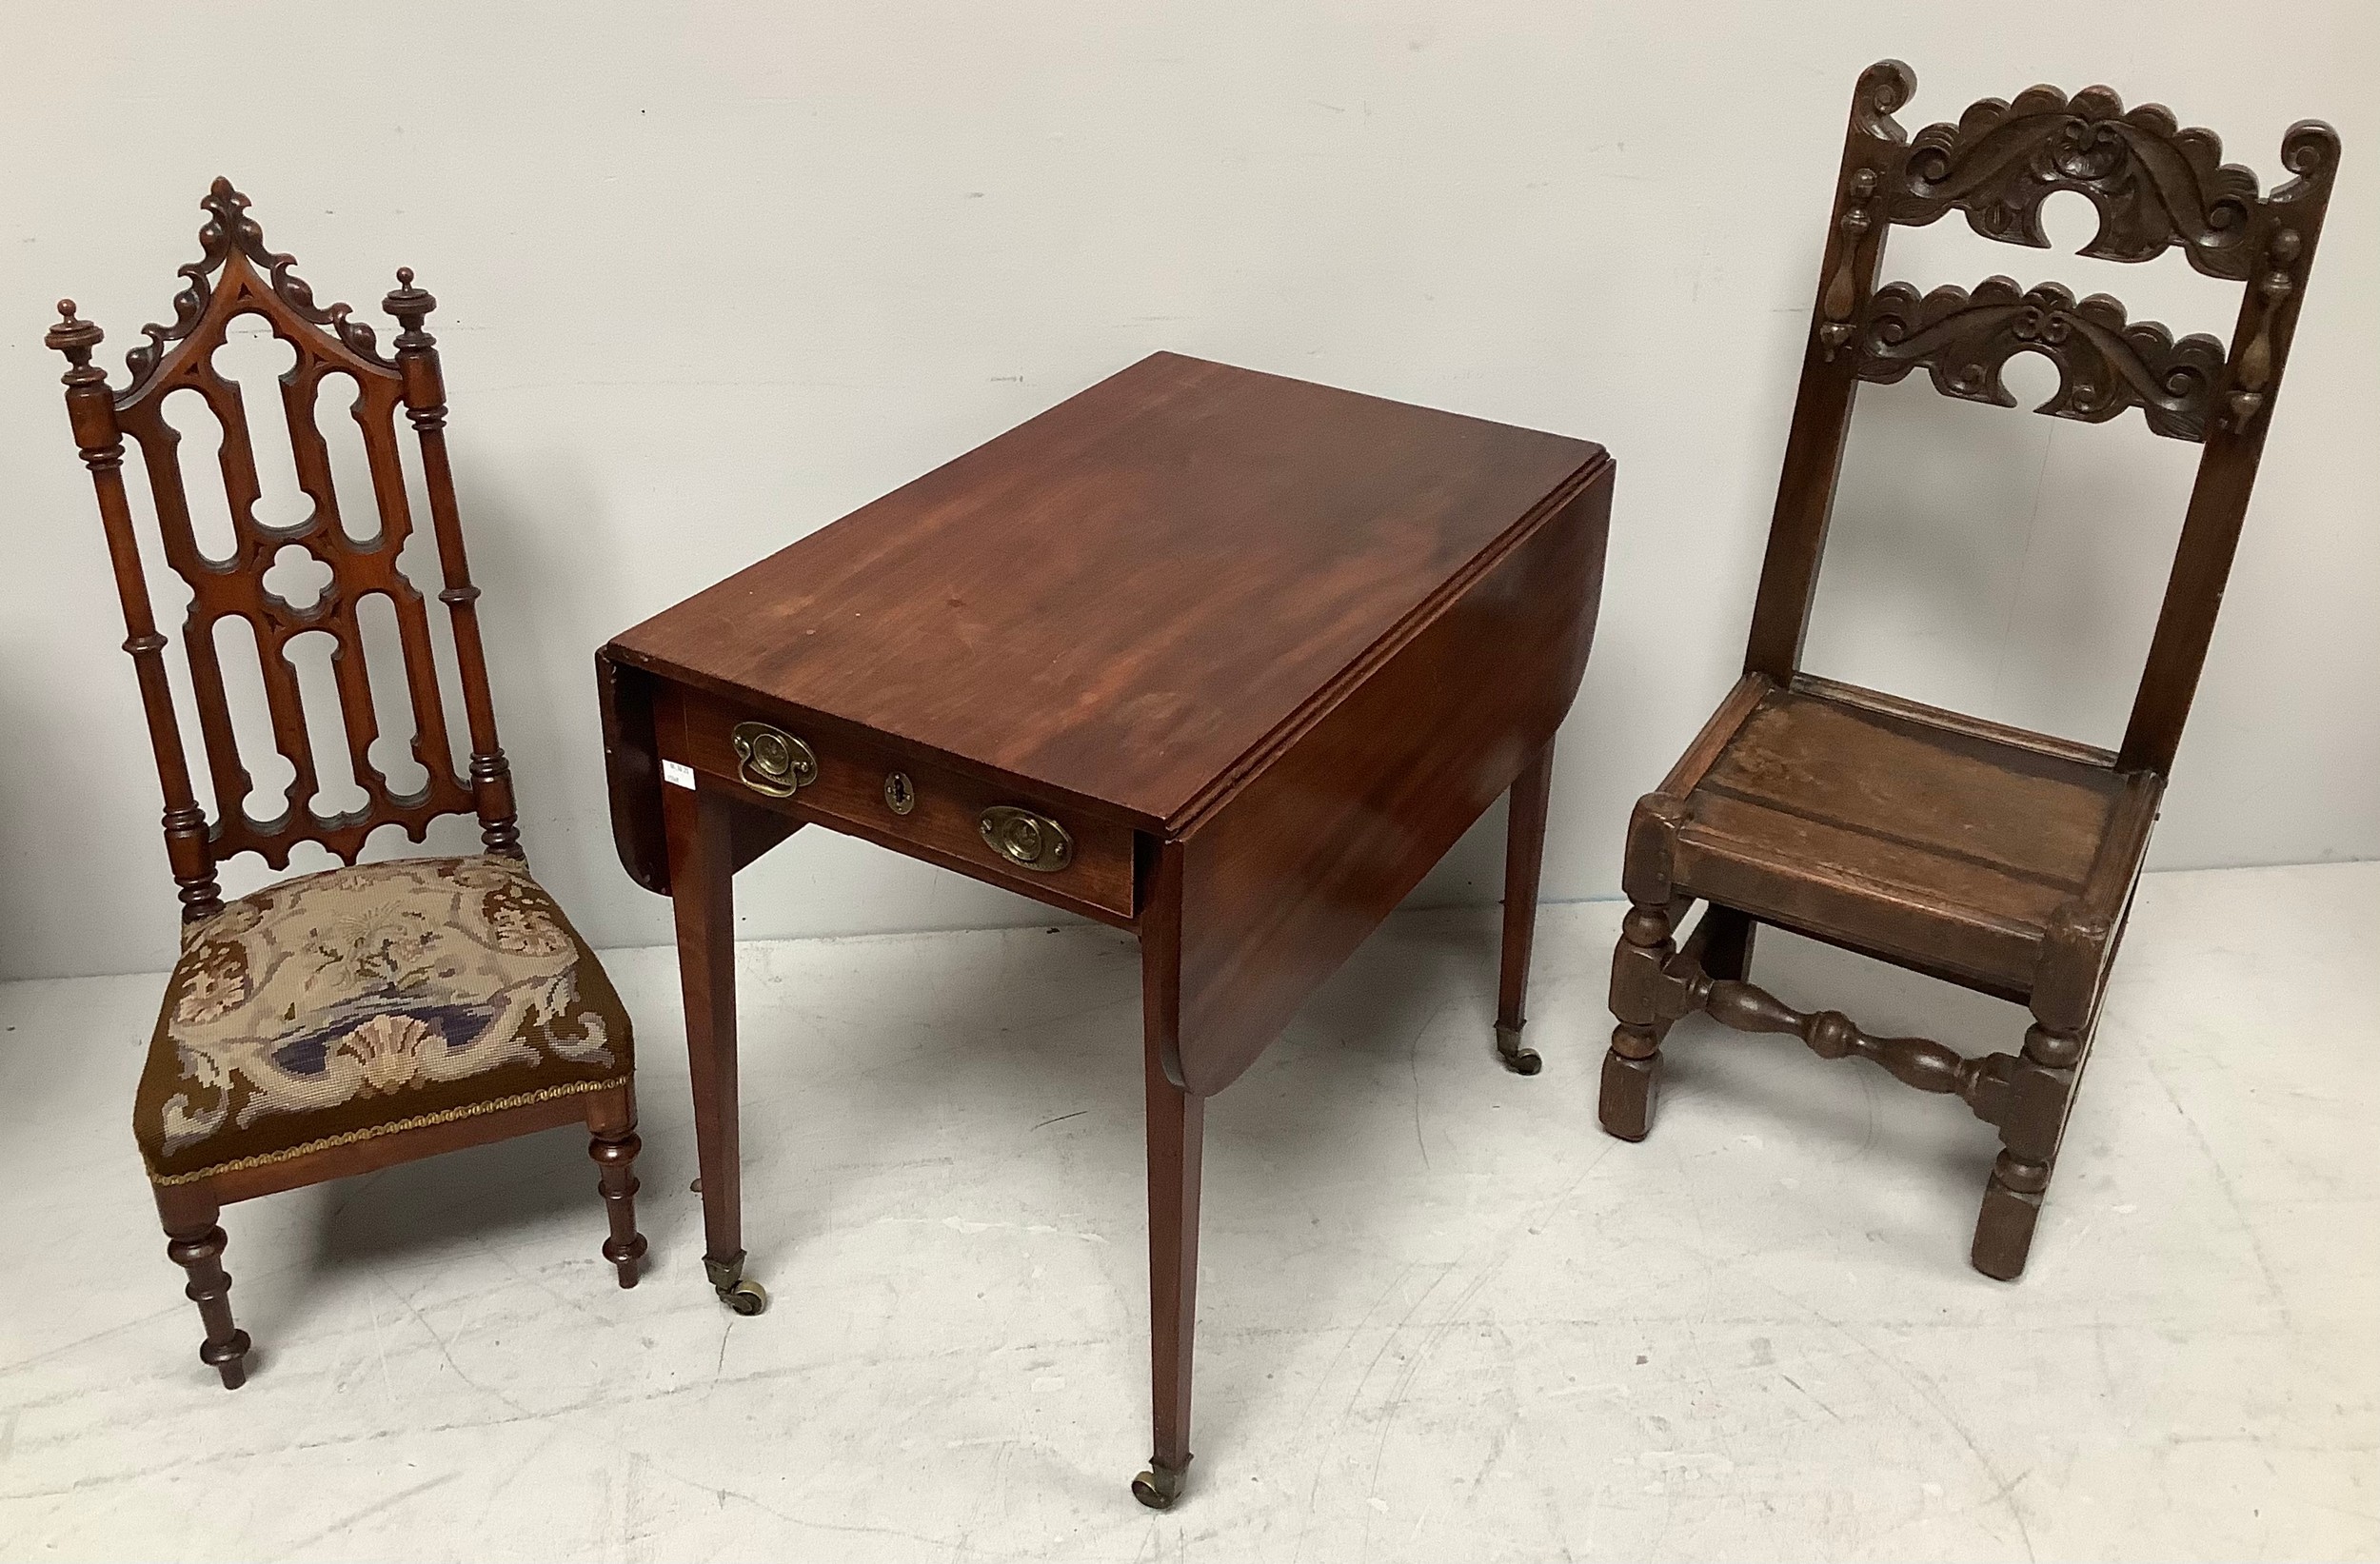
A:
[50, 179, 645, 1390]
[139, 856, 631, 1185]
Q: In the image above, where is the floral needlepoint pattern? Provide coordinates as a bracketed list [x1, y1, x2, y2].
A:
[171, 941, 250, 1027]
[486, 878, 570, 957]
[135, 855, 632, 1182]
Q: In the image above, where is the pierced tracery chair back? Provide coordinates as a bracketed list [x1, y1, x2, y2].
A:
[50, 179, 519, 923]
[1743, 61, 2340, 773]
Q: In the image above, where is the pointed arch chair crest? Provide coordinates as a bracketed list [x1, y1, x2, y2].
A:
[49, 180, 646, 1388]
[1598, 64, 2339, 1279]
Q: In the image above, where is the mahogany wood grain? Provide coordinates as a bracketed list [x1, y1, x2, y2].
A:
[1137, 841, 1201, 1506]
[169, 1085, 630, 1208]
[50, 184, 522, 887]
[155, 1196, 248, 1390]
[672, 686, 1139, 922]
[1602, 63, 2339, 1280]
[607, 351, 1603, 833]
[1168, 473, 1609, 1096]
[599, 651, 802, 897]
[54, 182, 643, 1386]
[1495, 740, 1557, 1074]
[664, 781, 750, 1293]
[588, 1088, 648, 1289]
[604, 354, 1612, 1502]
[142, 1082, 638, 1388]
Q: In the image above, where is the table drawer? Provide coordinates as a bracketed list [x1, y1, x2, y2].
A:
[675, 693, 1137, 920]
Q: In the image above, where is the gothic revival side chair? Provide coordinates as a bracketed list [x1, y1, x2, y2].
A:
[1601, 64, 2338, 1278]
[49, 181, 646, 1388]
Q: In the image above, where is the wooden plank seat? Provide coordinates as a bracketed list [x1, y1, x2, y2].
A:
[1599, 62, 2340, 1281]
[1663, 674, 2157, 999]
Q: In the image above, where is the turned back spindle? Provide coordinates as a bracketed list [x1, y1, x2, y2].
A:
[1743, 62, 2341, 774]
[48, 178, 518, 922]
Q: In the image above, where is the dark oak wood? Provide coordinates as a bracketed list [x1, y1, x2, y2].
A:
[51, 181, 644, 1386]
[604, 352, 1612, 1501]
[1602, 63, 2340, 1279]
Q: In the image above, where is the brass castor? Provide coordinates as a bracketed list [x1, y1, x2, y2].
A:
[1496, 1022, 1542, 1077]
[704, 1251, 768, 1316]
[1131, 1457, 1189, 1510]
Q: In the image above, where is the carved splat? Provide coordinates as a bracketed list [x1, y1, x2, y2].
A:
[1890, 83, 2266, 279]
[1626, 63, 2341, 1283]
[124, 180, 390, 397]
[1857, 277, 2227, 442]
[50, 181, 521, 907]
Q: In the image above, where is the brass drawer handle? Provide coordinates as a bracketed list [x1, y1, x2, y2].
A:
[731, 722, 818, 798]
[979, 805, 1072, 873]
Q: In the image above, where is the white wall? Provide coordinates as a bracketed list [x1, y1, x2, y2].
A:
[3, 1, 2374, 981]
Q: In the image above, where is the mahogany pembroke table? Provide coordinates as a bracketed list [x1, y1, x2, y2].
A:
[597, 351, 1612, 1506]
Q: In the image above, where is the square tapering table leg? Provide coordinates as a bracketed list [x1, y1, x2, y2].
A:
[1137, 1023, 1203, 1511]
[1134, 846, 1202, 1511]
[664, 782, 766, 1316]
[1496, 737, 1556, 1076]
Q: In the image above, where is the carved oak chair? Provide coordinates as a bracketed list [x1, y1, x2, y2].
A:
[48, 180, 646, 1387]
[1600, 63, 2338, 1278]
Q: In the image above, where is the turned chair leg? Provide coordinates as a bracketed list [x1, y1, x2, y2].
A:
[1973, 1021, 2085, 1281]
[1599, 901, 1677, 1139]
[588, 1090, 648, 1289]
[1697, 904, 1756, 983]
[160, 1203, 251, 1389]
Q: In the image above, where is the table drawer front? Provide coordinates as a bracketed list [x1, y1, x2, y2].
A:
[677, 695, 1136, 919]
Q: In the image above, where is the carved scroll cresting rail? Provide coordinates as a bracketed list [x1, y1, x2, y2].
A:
[1890, 83, 2265, 278]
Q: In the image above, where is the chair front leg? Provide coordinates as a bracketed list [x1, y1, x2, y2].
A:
[1972, 1022, 2084, 1280]
[155, 1188, 251, 1389]
[1600, 900, 1680, 1139]
[588, 1085, 647, 1288]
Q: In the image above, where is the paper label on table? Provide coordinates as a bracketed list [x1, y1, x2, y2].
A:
[662, 760, 695, 790]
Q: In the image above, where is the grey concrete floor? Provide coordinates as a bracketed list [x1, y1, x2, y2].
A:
[1, 862, 2373, 1561]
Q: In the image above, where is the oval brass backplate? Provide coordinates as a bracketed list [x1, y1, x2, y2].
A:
[730, 722, 818, 799]
[979, 804, 1073, 873]
[883, 771, 917, 816]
